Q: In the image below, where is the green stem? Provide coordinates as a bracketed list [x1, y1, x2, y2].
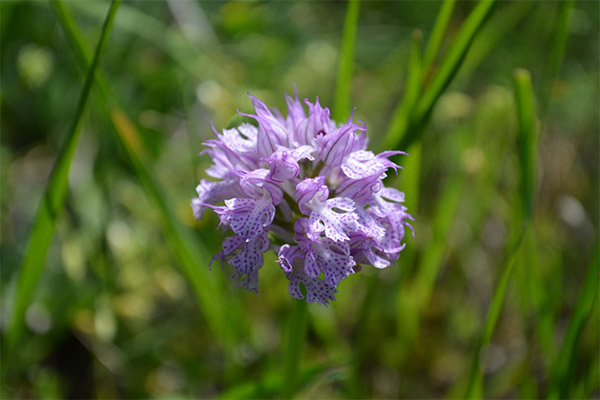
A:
[283, 298, 308, 398]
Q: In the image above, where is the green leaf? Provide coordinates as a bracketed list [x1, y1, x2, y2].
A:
[393, 0, 497, 150]
[5, 0, 120, 352]
[283, 298, 309, 398]
[422, 0, 456, 73]
[465, 228, 527, 399]
[333, 0, 360, 122]
[548, 244, 599, 399]
[382, 29, 422, 151]
[513, 68, 537, 219]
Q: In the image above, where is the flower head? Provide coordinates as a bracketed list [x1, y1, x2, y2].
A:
[192, 87, 413, 305]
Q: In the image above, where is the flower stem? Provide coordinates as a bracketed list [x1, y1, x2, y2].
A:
[283, 298, 308, 398]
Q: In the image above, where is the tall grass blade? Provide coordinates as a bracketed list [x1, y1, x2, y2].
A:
[513, 68, 537, 219]
[382, 29, 422, 150]
[333, 0, 360, 122]
[544, 0, 575, 97]
[548, 244, 599, 399]
[458, 1, 533, 82]
[422, 0, 456, 74]
[51, 0, 243, 356]
[464, 228, 527, 399]
[5, 0, 120, 352]
[394, 0, 497, 150]
[283, 299, 308, 398]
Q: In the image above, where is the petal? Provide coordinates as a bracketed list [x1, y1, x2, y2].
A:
[191, 178, 244, 219]
[217, 194, 275, 240]
[295, 177, 329, 214]
[304, 251, 320, 278]
[341, 150, 401, 179]
[288, 268, 337, 305]
[229, 231, 269, 274]
[285, 84, 307, 135]
[264, 148, 299, 182]
[336, 176, 383, 205]
[295, 97, 334, 146]
[236, 169, 283, 204]
[239, 94, 289, 158]
[313, 114, 367, 168]
[307, 197, 358, 242]
[310, 238, 355, 287]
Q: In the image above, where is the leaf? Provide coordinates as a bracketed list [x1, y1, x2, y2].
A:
[391, 0, 497, 150]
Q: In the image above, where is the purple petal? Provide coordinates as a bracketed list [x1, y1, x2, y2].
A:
[264, 147, 299, 182]
[309, 238, 356, 287]
[229, 231, 269, 274]
[307, 197, 358, 242]
[235, 168, 283, 204]
[295, 97, 335, 146]
[213, 194, 275, 240]
[295, 177, 329, 214]
[341, 150, 401, 179]
[191, 178, 245, 219]
[313, 114, 367, 168]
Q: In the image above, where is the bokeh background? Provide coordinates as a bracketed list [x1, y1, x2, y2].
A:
[1, 0, 598, 398]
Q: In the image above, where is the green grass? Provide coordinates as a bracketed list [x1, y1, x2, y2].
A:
[2, 1, 597, 398]
[333, 0, 360, 122]
[548, 243, 599, 399]
[50, 0, 246, 368]
[5, 0, 121, 352]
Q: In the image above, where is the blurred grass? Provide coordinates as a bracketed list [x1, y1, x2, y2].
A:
[5, 0, 120, 353]
[50, 0, 246, 366]
[394, 0, 497, 150]
[333, 0, 360, 122]
[548, 243, 599, 399]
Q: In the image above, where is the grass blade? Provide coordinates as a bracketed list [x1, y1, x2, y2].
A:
[545, 0, 575, 91]
[393, 0, 497, 150]
[513, 69, 537, 219]
[464, 228, 527, 399]
[5, 0, 120, 352]
[548, 244, 599, 399]
[51, 0, 244, 360]
[283, 299, 309, 398]
[382, 29, 422, 150]
[333, 0, 360, 122]
[422, 0, 456, 74]
[458, 1, 533, 82]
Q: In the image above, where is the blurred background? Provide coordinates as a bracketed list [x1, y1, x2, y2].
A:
[1, 0, 598, 398]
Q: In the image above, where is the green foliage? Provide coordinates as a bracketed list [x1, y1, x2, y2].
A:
[5, 0, 121, 353]
[1, 1, 598, 398]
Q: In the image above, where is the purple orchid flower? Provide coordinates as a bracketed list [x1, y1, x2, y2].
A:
[192, 87, 413, 305]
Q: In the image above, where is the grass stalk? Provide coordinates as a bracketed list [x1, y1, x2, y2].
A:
[5, 0, 120, 352]
[392, 0, 497, 151]
[548, 244, 599, 399]
[422, 0, 456, 74]
[513, 68, 537, 219]
[283, 299, 309, 398]
[50, 0, 243, 359]
[382, 29, 422, 151]
[464, 227, 527, 399]
[333, 0, 360, 122]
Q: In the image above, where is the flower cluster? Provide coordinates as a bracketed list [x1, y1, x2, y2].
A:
[192, 88, 413, 305]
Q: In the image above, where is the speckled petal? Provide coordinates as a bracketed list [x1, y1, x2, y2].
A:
[217, 194, 275, 240]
